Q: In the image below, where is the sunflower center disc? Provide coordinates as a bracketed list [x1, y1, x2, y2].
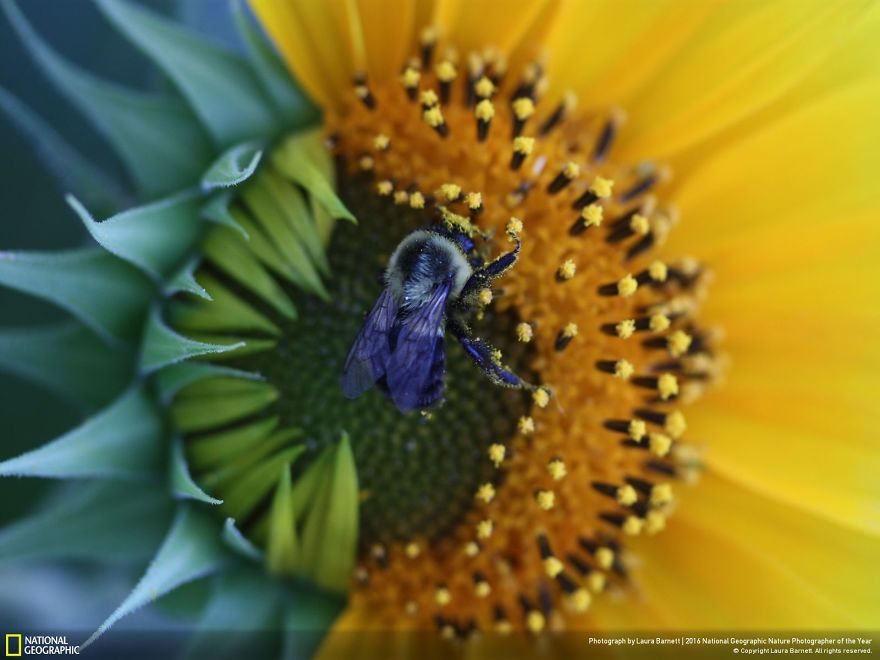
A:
[235, 174, 534, 546]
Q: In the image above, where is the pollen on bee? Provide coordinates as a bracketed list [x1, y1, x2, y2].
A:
[518, 416, 536, 435]
[535, 489, 555, 510]
[488, 443, 506, 466]
[516, 322, 533, 342]
[616, 319, 636, 339]
[547, 457, 567, 481]
[376, 179, 394, 196]
[557, 259, 577, 281]
[532, 388, 551, 408]
[476, 482, 496, 503]
[477, 519, 494, 539]
[507, 216, 524, 236]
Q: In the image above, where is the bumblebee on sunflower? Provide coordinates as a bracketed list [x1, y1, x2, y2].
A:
[0, 0, 877, 657]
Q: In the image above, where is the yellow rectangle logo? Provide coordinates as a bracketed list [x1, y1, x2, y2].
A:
[5, 634, 22, 657]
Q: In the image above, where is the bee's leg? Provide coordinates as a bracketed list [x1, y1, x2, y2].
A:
[449, 318, 533, 389]
[479, 235, 521, 280]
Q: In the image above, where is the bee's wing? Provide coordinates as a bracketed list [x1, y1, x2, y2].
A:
[386, 278, 452, 412]
[341, 287, 399, 399]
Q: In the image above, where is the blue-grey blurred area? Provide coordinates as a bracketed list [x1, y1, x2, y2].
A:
[0, 0, 237, 638]
[0, 0, 241, 522]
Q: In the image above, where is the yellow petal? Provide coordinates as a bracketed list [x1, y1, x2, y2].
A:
[249, 0, 351, 109]
[627, 471, 880, 628]
[610, 0, 866, 159]
[665, 76, 880, 535]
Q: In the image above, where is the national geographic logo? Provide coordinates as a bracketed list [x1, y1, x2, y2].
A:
[4, 635, 79, 656]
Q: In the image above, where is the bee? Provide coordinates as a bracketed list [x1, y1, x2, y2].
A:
[341, 213, 533, 412]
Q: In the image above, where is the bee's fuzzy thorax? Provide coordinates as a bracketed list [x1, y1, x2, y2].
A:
[385, 230, 472, 307]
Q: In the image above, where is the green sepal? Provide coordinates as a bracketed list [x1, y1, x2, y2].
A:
[232, 1, 319, 127]
[0, 247, 152, 345]
[0, 321, 133, 410]
[154, 361, 264, 405]
[172, 376, 278, 433]
[0, 87, 127, 215]
[273, 133, 355, 223]
[170, 436, 222, 505]
[0, 482, 173, 564]
[187, 415, 280, 472]
[201, 191, 249, 239]
[201, 140, 263, 191]
[222, 518, 263, 562]
[69, 191, 204, 282]
[266, 463, 299, 574]
[299, 433, 359, 593]
[202, 224, 296, 319]
[241, 175, 329, 299]
[140, 305, 244, 373]
[94, 0, 279, 147]
[167, 271, 281, 337]
[2, 0, 212, 198]
[83, 505, 231, 648]
[0, 386, 163, 480]
[165, 256, 211, 301]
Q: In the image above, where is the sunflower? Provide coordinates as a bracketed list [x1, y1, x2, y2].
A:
[0, 0, 878, 657]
